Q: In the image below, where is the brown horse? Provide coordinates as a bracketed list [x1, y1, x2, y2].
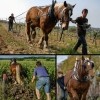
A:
[10, 59, 24, 85]
[64, 56, 94, 100]
[26, 1, 75, 49]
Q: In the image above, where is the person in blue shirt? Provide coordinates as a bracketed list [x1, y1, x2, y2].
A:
[31, 61, 51, 100]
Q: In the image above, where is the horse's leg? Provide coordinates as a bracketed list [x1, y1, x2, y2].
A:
[81, 89, 89, 100]
[69, 92, 74, 100]
[26, 23, 31, 43]
[44, 33, 49, 49]
[31, 25, 36, 41]
[38, 31, 49, 49]
[79, 94, 82, 100]
[70, 88, 79, 100]
[31, 29, 36, 41]
[59, 29, 63, 41]
[38, 35, 44, 48]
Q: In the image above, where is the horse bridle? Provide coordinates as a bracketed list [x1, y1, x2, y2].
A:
[73, 60, 94, 82]
[84, 60, 94, 73]
[73, 60, 81, 81]
[60, 7, 73, 23]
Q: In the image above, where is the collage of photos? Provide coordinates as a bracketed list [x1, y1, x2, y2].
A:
[0, 0, 100, 100]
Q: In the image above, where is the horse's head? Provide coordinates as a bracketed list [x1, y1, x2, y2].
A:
[55, 1, 75, 30]
[83, 57, 95, 80]
[10, 58, 17, 65]
[74, 56, 94, 81]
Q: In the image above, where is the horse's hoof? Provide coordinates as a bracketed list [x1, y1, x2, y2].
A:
[37, 43, 43, 49]
[36, 44, 41, 48]
[39, 45, 43, 49]
[43, 48, 49, 52]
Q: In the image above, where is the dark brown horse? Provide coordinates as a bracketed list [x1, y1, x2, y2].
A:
[26, 1, 75, 49]
[64, 56, 94, 100]
[10, 59, 24, 85]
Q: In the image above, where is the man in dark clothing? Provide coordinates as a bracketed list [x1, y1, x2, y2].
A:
[8, 13, 16, 31]
[57, 71, 67, 100]
[70, 9, 91, 54]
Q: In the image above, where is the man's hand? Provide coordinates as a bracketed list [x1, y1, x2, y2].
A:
[70, 18, 76, 24]
[88, 24, 91, 28]
[84, 24, 91, 29]
[69, 18, 72, 21]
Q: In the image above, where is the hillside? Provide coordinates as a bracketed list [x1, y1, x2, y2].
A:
[0, 22, 100, 54]
[57, 55, 100, 84]
[58, 55, 100, 73]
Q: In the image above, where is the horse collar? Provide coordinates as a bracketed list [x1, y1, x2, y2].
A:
[48, 6, 57, 23]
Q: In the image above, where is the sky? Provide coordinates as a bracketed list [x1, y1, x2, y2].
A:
[57, 55, 68, 64]
[0, 0, 100, 28]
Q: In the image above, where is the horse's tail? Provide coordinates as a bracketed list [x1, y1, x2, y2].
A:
[16, 64, 23, 85]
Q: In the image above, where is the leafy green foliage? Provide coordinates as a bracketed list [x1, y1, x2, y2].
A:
[0, 58, 56, 100]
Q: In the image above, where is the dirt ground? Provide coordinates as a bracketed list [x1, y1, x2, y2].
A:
[0, 79, 36, 100]
[0, 22, 100, 54]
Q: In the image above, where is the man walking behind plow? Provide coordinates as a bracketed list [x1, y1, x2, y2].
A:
[8, 13, 16, 32]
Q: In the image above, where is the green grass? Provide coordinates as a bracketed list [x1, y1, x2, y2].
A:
[0, 58, 56, 100]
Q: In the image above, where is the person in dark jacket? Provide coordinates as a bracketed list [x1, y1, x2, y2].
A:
[57, 71, 67, 100]
[31, 61, 51, 100]
[8, 13, 16, 31]
[70, 9, 91, 54]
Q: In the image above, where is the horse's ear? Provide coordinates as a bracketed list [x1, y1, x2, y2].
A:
[72, 4, 76, 8]
[64, 1, 67, 7]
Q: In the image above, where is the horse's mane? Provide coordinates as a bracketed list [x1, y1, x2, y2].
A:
[55, 2, 73, 9]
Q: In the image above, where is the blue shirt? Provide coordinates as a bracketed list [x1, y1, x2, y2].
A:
[34, 66, 49, 77]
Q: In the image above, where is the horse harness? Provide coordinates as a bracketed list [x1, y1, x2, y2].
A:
[66, 60, 94, 86]
[72, 60, 94, 82]
[27, 4, 73, 25]
[57, 5, 73, 25]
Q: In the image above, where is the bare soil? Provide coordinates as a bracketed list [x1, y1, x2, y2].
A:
[0, 22, 100, 54]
